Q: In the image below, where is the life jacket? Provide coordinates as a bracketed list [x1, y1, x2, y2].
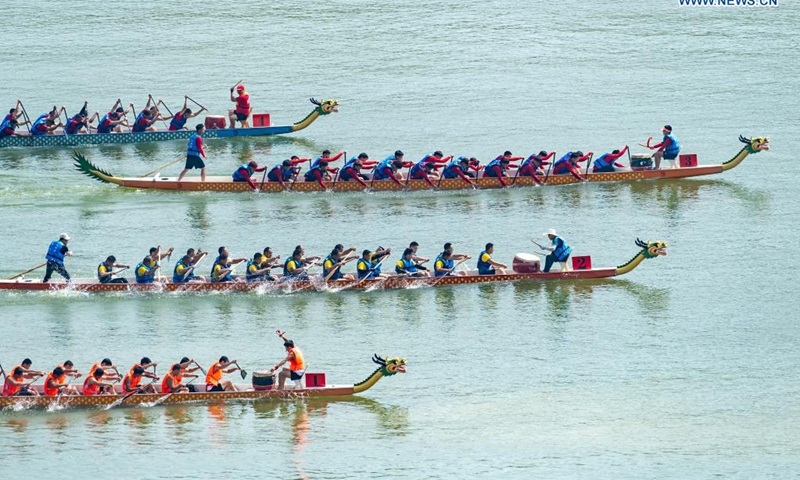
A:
[65, 116, 84, 134]
[304, 164, 325, 182]
[0, 114, 10, 132]
[45, 240, 67, 264]
[483, 158, 504, 177]
[211, 262, 232, 283]
[0, 123, 15, 138]
[135, 263, 155, 283]
[283, 258, 305, 277]
[232, 163, 254, 182]
[122, 372, 141, 393]
[338, 157, 360, 181]
[187, 133, 202, 156]
[82, 377, 101, 396]
[551, 236, 572, 261]
[434, 255, 454, 277]
[173, 261, 192, 283]
[3, 374, 24, 396]
[169, 112, 187, 131]
[372, 255, 384, 276]
[96, 112, 116, 133]
[518, 155, 542, 176]
[552, 152, 574, 175]
[268, 165, 293, 182]
[663, 133, 681, 156]
[246, 259, 263, 280]
[409, 160, 429, 179]
[356, 258, 373, 279]
[206, 362, 223, 386]
[161, 372, 182, 393]
[235, 93, 251, 115]
[288, 347, 306, 371]
[132, 110, 149, 132]
[97, 263, 112, 283]
[592, 153, 615, 171]
[477, 251, 493, 274]
[310, 156, 327, 170]
[43, 373, 60, 396]
[31, 114, 49, 136]
[442, 159, 466, 179]
[373, 157, 396, 180]
[323, 255, 342, 280]
[396, 258, 417, 274]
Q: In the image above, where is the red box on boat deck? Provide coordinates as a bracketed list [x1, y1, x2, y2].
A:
[204, 116, 226, 130]
[572, 256, 592, 270]
[679, 154, 698, 168]
[305, 373, 326, 388]
[253, 113, 271, 127]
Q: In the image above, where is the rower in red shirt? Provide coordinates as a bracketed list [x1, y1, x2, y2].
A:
[592, 146, 629, 173]
[169, 96, 206, 131]
[441, 157, 476, 186]
[516, 150, 555, 185]
[338, 153, 374, 188]
[232, 160, 268, 191]
[311, 150, 345, 178]
[267, 156, 307, 188]
[178, 124, 208, 182]
[482, 151, 522, 187]
[304, 160, 331, 189]
[552, 151, 592, 181]
[229, 84, 251, 128]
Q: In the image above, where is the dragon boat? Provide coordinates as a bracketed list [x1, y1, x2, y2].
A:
[0, 98, 338, 149]
[73, 136, 768, 193]
[0, 239, 667, 294]
[0, 355, 406, 410]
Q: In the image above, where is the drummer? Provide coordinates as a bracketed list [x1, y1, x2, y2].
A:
[271, 337, 306, 390]
[205, 356, 240, 392]
[229, 84, 251, 128]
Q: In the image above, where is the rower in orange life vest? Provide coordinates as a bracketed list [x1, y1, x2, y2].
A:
[311, 150, 346, 178]
[323, 244, 357, 280]
[267, 156, 306, 188]
[477, 242, 508, 275]
[271, 336, 306, 390]
[552, 151, 592, 181]
[97, 255, 129, 284]
[2, 367, 38, 397]
[592, 145, 629, 173]
[43, 366, 79, 396]
[442, 157, 476, 186]
[162, 363, 198, 394]
[119, 366, 156, 394]
[205, 356, 241, 392]
[229, 84, 251, 128]
[96, 100, 133, 133]
[177, 124, 208, 182]
[232, 160, 268, 191]
[648, 124, 681, 170]
[82, 367, 117, 396]
[64, 101, 91, 134]
[11, 358, 45, 383]
[483, 151, 523, 187]
[55, 360, 82, 388]
[169, 96, 206, 131]
[86, 358, 121, 384]
[304, 159, 331, 189]
[516, 150, 555, 184]
[373, 150, 406, 186]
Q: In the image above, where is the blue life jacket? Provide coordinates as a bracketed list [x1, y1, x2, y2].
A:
[245, 259, 264, 280]
[339, 157, 360, 180]
[552, 152, 574, 175]
[212, 262, 232, 282]
[396, 258, 417, 274]
[373, 157, 396, 180]
[132, 111, 149, 132]
[477, 251, 492, 274]
[323, 255, 342, 280]
[31, 114, 49, 136]
[65, 116, 84, 135]
[663, 133, 681, 157]
[45, 240, 67, 264]
[356, 258, 373, 279]
[304, 164, 325, 182]
[232, 163, 253, 182]
[484, 158, 504, 177]
[552, 236, 572, 261]
[170, 113, 187, 130]
[310, 156, 326, 170]
[172, 261, 193, 283]
[592, 153, 615, 171]
[373, 257, 383, 276]
[135, 263, 155, 284]
[443, 159, 467, 179]
[187, 133, 202, 156]
[435, 255, 454, 277]
[283, 258, 305, 277]
[0, 114, 10, 132]
[97, 263, 111, 283]
[267, 165, 292, 182]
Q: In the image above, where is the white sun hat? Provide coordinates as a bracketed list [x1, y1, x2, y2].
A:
[59, 233, 71, 241]
[543, 228, 558, 236]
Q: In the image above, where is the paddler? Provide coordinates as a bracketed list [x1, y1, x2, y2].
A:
[96, 100, 133, 133]
[395, 248, 428, 277]
[14, 358, 45, 379]
[356, 247, 391, 280]
[539, 228, 572, 273]
[87, 358, 121, 382]
[1, 102, 24, 128]
[373, 150, 406, 186]
[30, 110, 62, 136]
[482, 152, 514, 186]
[648, 125, 681, 170]
[232, 160, 267, 191]
[134, 256, 160, 284]
[323, 245, 357, 281]
[162, 363, 197, 394]
[304, 159, 331, 189]
[43, 233, 72, 283]
[173, 254, 204, 284]
[435, 242, 471, 276]
[516, 151, 554, 184]
[58, 360, 82, 382]
[211, 253, 246, 283]
[97, 255, 130, 284]
[148, 245, 174, 269]
[82, 367, 117, 396]
[169, 96, 205, 131]
[592, 146, 629, 173]
[442, 156, 476, 186]
[283, 246, 321, 280]
[0, 118, 25, 138]
[2, 367, 38, 397]
[267, 159, 300, 188]
[177, 124, 208, 182]
[246, 252, 275, 282]
[552, 151, 592, 181]
[408, 241, 430, 273]
[205, 356, 240, 392]
[43, 367, 79, 396]
[228, 84, 251, 128]
[477, 243, 508, 275]
[259, 246, 281, 273]
[311, 149, 345, 178]
[121, 366, 157, 394]
[409, 161, 438, 187]
[271, 337, 306, 390]
[339, 153, 374, 187]
[131, 97, 163, 132]
[64, 101, 90, 134]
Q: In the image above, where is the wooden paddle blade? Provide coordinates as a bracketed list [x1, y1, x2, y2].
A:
[240, 369, 247, 379]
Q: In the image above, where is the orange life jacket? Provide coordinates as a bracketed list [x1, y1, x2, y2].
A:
[289, 347, 306, 371]
[161, 372, 182, 393]
[123, 373, 141, 393]
[2, 374, 23, 396]
[206, 362, 223, 386]
[43, 373, 61, 396]
[82, 377, 101, 396]
[55, 365, 68, 385]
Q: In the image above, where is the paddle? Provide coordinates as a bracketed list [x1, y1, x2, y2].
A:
[543, 151, 555, 184]
[430, 257, 470, 286]
[128, 103, 136, 132]
[584, 152, 594, 177]
[8, 262, 47, 280]
[231, 79, 243, 91]
[324, 256, 357, 282]
[288, 166, 303, 191]
[106, 389, 138, 410]
[192, 360, 207, 377]
[353, 254, 389, 288]
[330, 151, 345, 191]
[260, 166, 269, 190]
[0, 363, 6, 380]
[234, 361, 247, 379]
[158, 99, 175, 119]
[17, 100, 32, 133]
[187, 96, 207, 112]
[138, 156, 186, 178]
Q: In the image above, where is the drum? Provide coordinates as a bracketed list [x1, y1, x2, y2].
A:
[204, 115, 226, 130]
[630, 154, 653, 170]
[513, 253, 541, 273]
[252, 371, 275, 391]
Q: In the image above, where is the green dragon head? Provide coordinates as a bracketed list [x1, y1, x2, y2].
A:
[635, 238, 668, 259]
[310, 98, 339, 115]
[372, 354, 407, 376]
[739, 135, 770, 154]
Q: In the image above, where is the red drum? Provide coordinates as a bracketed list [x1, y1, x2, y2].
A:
[513, 253, 541, 273]
[252, 371, 274, 391]
[204, 116, 226, 130]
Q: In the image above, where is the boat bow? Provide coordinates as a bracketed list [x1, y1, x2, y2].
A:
[615, 239, 668, 276]
[73, 151, 122, 185]
[291, 98, 339, 132]
[721, 135, 770, 172]
[353, 355, 407, 394]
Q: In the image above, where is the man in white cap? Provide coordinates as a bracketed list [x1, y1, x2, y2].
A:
[537, 229, 572, 273]
[43, 233, 72, 283]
